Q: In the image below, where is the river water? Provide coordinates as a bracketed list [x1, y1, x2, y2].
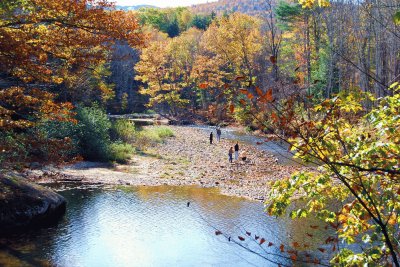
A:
[0, 184, 332, 267]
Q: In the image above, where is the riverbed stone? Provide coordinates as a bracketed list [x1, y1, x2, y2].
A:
[0, 174, 66, 235]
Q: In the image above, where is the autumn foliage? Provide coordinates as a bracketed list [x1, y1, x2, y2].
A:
[0, 0, 144, 129]
[0, 0, 144, 166]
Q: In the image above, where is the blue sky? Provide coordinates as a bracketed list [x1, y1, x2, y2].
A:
[114, 0, 217, 8]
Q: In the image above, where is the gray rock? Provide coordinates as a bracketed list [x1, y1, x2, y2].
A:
[0, 174, 66, 235]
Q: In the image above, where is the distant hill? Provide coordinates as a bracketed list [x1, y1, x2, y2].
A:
[116, 5, 158, 11]
[190, 0, 266, 16]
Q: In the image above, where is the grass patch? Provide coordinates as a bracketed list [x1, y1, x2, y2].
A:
[161, 172, 171, 179]
[178, 158, 190, 165]
[134, 126, 174, 150]
[110, 119, 136, 143]
[109, 142, 135, 163]
[135, 149, 163, 159]
[153, 126, 175, 138]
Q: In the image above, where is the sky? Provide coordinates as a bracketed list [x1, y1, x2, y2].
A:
[114, 0, 217, 8]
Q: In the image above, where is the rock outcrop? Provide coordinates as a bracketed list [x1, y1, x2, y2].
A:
[0, 174, 66, 235]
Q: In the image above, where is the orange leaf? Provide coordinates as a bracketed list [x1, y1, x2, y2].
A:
[199, 83, 208, 89]
[224, 83, 229, 89]
[271, 112, 278, 123]
[239, 89, 248, 94]
[235, 76, 246, 81]
[238, 236, 245, 241]
[247, 93, 254, 100]
[270, 55, 277, 64]
[239, 99, 246, 105]
[260, 238, 266, 245]
[280, 244, 285, 252]
[264, 88, 273, 102]
[310, 225, 319, 229]
[255, 86, 263, 97]
[318, 248, 326, 253]
[292, 242, 300, 248]
[229, 104, 234, 113]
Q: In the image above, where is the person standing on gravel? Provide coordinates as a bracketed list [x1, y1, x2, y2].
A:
[216, 127, 222, 142]
[234, 142, 239, 161]
[228, 147, 233, 163]
[210, 132, 213, 144]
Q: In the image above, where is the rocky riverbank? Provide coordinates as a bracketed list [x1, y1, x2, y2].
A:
[27, 126, 310, 201]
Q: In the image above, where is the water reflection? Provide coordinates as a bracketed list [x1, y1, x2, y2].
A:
[0, 185, 330, 267]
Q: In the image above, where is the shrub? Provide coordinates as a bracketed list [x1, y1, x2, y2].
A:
[75, 105, 111, 161]
[109, 142, 134, 163]
[34, 120, 80, 159]
[153, 126, 174, 138]
[135, 129, 162, 150]
[0, 131, 29, 166]
[110, 119, 136, 143]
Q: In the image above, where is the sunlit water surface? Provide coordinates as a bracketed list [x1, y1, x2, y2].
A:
[0, 185, 330, 267]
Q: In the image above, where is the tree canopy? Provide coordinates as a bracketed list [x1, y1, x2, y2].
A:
[0, 0, 144, 129]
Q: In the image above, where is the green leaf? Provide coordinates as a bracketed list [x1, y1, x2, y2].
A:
[394, 11, 400, 25]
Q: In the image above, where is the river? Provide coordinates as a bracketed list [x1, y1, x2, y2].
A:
[0, 183, 332, 267]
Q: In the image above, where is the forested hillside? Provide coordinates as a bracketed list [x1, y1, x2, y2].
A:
[116, 5, 158, 11]
[191, 0, 266, 16]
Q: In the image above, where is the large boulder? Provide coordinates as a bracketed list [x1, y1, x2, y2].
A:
[0, 174, 66, 235]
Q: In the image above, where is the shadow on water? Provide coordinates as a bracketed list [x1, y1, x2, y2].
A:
[0, 184, 332, 267]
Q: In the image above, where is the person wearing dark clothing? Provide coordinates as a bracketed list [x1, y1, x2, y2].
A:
[234, 142, 239, 161]
[210, 132, 213, 144]
[228, 147, 233, 163]
[216, 128, 222, 142]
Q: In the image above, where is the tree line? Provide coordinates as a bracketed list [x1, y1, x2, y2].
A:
[135, 0, 399, 126]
